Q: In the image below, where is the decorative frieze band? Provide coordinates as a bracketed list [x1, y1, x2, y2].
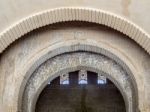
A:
[23, 52, 133, 112]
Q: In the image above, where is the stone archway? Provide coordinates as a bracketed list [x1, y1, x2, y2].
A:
[1, 21, 148, 112]
[22, 52, 134, 112]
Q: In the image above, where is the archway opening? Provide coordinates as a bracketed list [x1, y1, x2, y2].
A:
[35, 70, 126, 112]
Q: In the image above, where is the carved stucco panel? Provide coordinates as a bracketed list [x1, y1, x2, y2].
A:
[23, 52, 133, 112]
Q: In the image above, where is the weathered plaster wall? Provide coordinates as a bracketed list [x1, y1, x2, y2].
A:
[0, 0, 150, 34]
[0, 23, 150, 112]
[0, 0, 150, 112]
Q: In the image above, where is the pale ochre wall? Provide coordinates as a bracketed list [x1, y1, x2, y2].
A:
[0, 1, 150, 112]
[0, 0, 150, 35]
[0, 23, 150, 112]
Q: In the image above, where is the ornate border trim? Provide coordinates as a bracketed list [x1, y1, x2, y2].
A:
[17, 43, 139, 112]
[0, 7, 150, 54]
[23, 52, 133, 112]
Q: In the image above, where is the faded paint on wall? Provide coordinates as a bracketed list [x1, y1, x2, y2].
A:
[121, 0, 131, 17]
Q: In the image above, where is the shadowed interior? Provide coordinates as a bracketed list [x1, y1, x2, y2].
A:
[35, 71, 126, 112]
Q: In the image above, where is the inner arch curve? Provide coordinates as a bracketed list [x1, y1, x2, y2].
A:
[22, 52, 135, 112]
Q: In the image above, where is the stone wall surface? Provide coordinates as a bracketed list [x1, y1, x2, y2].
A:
[0, 22, 150, 112]
[0, 1, 150, 55]
[0, 0, 150, 34]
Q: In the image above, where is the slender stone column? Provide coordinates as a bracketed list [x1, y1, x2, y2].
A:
[60, 73, 69, 84]
[98, 74, 107, 84]
[78, 70, 88, 84]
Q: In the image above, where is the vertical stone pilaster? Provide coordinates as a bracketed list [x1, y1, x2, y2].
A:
[78, 70, 87, 84]
[98, 74, 107, 84]
[60, 73, 69, 84]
